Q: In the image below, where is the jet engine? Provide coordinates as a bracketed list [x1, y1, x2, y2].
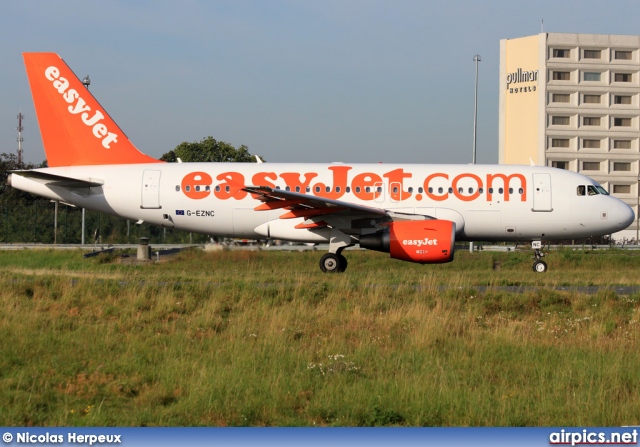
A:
[359, 220, 456, 263]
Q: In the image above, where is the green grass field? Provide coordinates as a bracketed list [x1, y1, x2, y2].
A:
[1, 247, 639, 426]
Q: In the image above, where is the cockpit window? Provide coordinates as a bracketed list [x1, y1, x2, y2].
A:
[578, 185, 608, 196]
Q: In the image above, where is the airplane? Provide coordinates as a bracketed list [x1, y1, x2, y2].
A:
[8, 53, 635, 273]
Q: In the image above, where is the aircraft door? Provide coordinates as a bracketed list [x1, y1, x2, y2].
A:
[141, 170, 162, 209]
[532, 173, 552, 212]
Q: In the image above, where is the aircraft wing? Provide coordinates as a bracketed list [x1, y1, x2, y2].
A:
[243, 185, 388, 222]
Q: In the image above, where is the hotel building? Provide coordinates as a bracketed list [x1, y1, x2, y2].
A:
[499, 33, 640, 239]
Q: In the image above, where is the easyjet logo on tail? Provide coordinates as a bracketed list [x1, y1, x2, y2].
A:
[44, 66, 118, 149]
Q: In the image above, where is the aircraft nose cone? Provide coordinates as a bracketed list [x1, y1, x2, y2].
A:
[616, 201, 635, 229]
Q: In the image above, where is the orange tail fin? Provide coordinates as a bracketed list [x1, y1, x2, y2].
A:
[23, 53, 162, 167]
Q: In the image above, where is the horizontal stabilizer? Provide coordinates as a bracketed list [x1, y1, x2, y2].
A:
[9, 170, 104, 188]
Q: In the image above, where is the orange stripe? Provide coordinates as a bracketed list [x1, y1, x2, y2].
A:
[254, 199, 306, 211]
[294, 221, 328, 229]
[279, 208, 344, 219]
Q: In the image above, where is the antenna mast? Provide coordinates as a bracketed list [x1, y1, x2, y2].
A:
[17, 112, 25, 165]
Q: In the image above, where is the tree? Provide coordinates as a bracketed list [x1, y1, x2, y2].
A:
[161, 136, 259, 163]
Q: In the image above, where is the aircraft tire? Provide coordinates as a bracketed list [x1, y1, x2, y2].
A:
[532, 260, 548, 273]
[320, 253, 344, 273]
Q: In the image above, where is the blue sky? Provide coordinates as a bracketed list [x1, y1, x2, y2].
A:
[2, 0, 640, 165]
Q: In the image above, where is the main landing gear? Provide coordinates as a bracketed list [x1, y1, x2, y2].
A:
[319, 250, 348, 273]
[319, 229, 353, 273]
[531, 241, 547, 273]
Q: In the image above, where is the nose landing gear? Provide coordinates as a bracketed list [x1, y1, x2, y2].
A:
[532, 241, 547, 273]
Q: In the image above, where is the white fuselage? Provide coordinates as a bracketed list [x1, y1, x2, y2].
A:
[10, 162, 635, 242]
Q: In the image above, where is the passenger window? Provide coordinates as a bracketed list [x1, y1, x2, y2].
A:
[489, 188, 494, 194]
[315, 186, 321, 193]
[225, 185, 230, 192]
[205, 186, 211, 192]
[508, 188, 513, 194]
[408, 187, 413, 193]
[458, 187, 463, 194]
[355, 186, 361, 193]
[479, 188, 484, 194]
[295, 186, 300, 192]
[468, 187, 473, 194]
[346, 186, 351, 193]
[325, 186, 331, 193]
[185, 185, 191, 192]
[448, 187, 453, 194]
[499, 188, 504, 194]
[419, 187, 424, 193]
[577, 185, 585, 196]
[365, 187, 371, 193]
[285, 186, 290, 191]
[336, 186, 341, 193]
[376, 186, 382, 193]
[215, 185, 221, 192]
[175, 185, 180, 192]
[195, 186, 200, 192]
[306, 186, 311, 193]
[518, 188, 523, 194]
[438, 187, 443, 194]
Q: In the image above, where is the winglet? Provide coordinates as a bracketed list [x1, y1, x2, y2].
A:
[23, 53, 162, 167]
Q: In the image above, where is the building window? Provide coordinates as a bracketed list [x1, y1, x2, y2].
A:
[583, 49, 601, 59]
[614, 117, 631, 127]
[614, 73, 632, 82]
[553, 49, 570, 58]
[552, 116, 570, 125]
[614, 140, 632, 149]
[613, 162, 631, 172]
[582, 117, 601, 126]
[552, 161, 569, 170]
[551, 138, 570, 148]
[613, 185, 631, 194]
[582, 139, 600, 149]
[615, 50, 632, 60]
[552, 93, 570, 103]
[614, 95, 631, 105]
[553, 71, 570, 81]
[582, 161, 600, 171]
[583, 72, 601, 82]
[583, 94, 601, 104]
